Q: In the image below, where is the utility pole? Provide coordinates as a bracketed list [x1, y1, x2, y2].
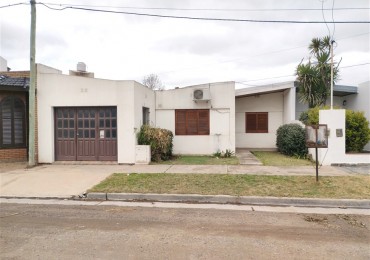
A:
[330, 39, 334, 110]
[29, 0, 36, 166]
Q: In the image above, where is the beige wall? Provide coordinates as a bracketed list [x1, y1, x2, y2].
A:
[236, 92, 283, 149]
[37, 64, 154, 164]
[155, 82, 235, 154]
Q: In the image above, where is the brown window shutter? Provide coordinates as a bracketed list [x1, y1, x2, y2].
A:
[186, 110, 198, 135]
[175, 110, 186, 135]
[246, 113, 257, 132]
[257, 113, 268, 133]
[198, 110, 210, 135]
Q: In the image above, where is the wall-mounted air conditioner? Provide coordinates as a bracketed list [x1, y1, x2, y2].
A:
[193, 89, 211, 102]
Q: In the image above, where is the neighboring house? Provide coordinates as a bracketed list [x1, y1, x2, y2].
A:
[235, 81, 370, 150]
[0, 71, 29, 161]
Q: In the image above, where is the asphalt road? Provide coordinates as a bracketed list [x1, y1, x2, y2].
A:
[1, 203, 369, 260]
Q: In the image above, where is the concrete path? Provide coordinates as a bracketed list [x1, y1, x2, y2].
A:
[0, 163, 364, 198]
[235, 148, 262, 165]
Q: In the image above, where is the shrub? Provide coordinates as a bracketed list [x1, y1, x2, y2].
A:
[224, 149, 234, 158]
[301, 107, 370, 152]
[345, 110, 370, 152]
[137, 125, 173, 162]
[276, 123, 307, 157]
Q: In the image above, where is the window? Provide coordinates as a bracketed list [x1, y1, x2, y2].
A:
[175, 109, 209, 135]
[0, 96, 26, 147]
[142, 107, 150, 125]
[245, 112, 268, 133]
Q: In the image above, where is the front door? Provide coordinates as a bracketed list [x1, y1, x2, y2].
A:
[55, 107, 117, 161]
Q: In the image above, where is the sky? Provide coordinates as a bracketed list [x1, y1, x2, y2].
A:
[0, 0, 369, 89]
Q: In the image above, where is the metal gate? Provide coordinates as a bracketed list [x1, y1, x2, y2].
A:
[55, 107, 117, 161]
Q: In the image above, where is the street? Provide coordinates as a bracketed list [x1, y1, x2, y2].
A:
[1, 203, 369, 259]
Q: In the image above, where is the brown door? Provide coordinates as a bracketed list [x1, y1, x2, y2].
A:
[55, 107, 117, 161]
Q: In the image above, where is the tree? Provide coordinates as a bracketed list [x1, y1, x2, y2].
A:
[296, 36, 341, 108]
[142, 74, 165, 90]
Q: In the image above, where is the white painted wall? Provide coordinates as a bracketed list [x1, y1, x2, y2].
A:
[283, 87, 296, 124]
[155, 82, 235, 155]
[236, 92, 283, 149]
[37, 64, 154, 164]
[133, 82, 156, 143]
[310, 109, 370, 165]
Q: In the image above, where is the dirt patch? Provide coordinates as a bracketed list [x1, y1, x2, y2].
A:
[336, 215, 367, 228]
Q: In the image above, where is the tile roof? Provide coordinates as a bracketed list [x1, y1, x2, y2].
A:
[0, 75, 29, 90]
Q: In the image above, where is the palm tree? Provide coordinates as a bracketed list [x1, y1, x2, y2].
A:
[296, 36, 340, 108]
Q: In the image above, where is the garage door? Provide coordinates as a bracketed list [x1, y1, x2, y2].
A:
[55, 107, 117, 161]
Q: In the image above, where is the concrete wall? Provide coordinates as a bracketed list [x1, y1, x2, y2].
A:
[310, 109, 370, 165]
[155, 82, 235, 154]
[37, 65, 153, 164]
[236, 92, 283, 149]
[283, 87, 296, 124]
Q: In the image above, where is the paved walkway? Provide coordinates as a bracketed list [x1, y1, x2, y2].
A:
[0, 163, 364, 198]
[235, 149, 262, 165]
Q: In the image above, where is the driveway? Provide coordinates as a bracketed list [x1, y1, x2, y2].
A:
[0, 164, 122, 198]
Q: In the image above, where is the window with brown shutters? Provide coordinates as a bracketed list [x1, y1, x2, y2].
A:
[175, 109, 210, 135]
[0, 96, 26, 148]
[246, 112, 268, 133]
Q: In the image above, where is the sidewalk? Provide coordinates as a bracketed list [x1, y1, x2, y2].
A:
[0, 163, 365, 198]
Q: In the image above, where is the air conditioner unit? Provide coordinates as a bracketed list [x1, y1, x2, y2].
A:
[193, 89, 211, 101]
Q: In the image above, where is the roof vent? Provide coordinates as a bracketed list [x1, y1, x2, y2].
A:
[77, 62, 86, 72]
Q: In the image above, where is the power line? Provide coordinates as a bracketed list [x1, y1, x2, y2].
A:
[40, 3, 370, 12]
[341, 62, 370, 68]
[37, 3, 370, 24]
[0, 2, 28, 9]
[236, 62, 370, 84]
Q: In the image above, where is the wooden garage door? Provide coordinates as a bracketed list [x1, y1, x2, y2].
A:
[55, 107, 117, 161]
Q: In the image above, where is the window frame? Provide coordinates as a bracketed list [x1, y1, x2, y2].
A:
[245, 112, 268, 133]
[0, 96, 27, 148]
[175, 109, 210, 136]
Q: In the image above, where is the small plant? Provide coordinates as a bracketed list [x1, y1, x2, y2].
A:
[224, 149, 234, 158]
[213, 150, 222, 158]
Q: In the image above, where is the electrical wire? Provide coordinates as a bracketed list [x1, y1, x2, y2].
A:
[0, 2, 28, 9]
[39, 3, 370, 12]
[36, 3, 370, 24]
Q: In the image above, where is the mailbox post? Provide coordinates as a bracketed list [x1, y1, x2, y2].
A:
[305, 125, 328, 182]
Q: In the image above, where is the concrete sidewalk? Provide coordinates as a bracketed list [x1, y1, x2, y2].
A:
[0, 163, 365, 198]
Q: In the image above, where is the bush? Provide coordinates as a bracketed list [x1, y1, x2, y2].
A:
[345, 110, 370, 152]
[300, 107, 370, 152]
[137, 125, 173, 162]
[276, 123, 307, 157]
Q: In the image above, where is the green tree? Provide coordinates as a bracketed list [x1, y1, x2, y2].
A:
[296, 36, 340, 108]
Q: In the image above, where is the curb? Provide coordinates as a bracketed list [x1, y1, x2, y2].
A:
[85, 193, 370, 209]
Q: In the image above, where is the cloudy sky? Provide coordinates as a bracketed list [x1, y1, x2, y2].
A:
[0, 0, 369, 89]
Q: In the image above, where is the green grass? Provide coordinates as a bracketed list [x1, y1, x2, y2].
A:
[89, 173, 370, 199]
[252, 151, 312, 166]
[152, 155, 239, 165]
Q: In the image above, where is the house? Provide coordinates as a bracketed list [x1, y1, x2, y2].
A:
[235, 81, 370, 151]
[36, 63, 235, 164]
[0, 58, 30, 161]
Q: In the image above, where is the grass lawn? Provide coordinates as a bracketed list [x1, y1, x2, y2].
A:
[152, 155, 239, 165]
[252, 151, 312, 166]
[89, 173, 370, 199]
